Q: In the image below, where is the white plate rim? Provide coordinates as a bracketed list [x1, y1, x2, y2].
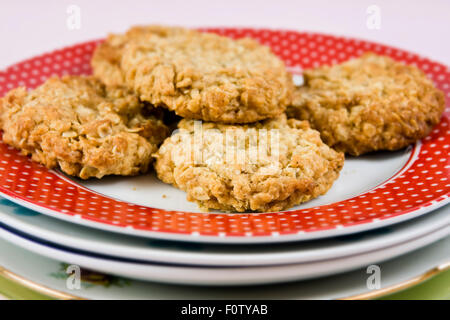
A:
[2, 190, 448, 244]
[0, 236, 448, 300]
[0, 221, 448, 286]
[0, 198, 448, 266]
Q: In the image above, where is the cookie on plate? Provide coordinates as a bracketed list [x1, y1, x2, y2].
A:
[91, 26, 160, 87]
[287, 53, 445, 156]
[0, 76, 169, 179]
[93, 26, 294, 123]
[154, 114, 344, 212]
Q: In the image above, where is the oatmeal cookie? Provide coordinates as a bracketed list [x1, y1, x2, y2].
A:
[91, 26, 161, 87]
[91, 33, 128, 86]
[154, 114, 344, 212]
[93, 26, 294, 123]
[287, 53, 445, 156]
[0, 76, 169, 179]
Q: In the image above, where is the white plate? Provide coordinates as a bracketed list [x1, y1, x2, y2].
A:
[0, 197, 448, 267]
[1, 31, 449, 244]
[1, 236, 449, 299]
[0, 219, 448, 286]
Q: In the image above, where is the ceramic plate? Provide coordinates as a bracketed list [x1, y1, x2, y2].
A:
[0, 216, 448, 285]
[1, 236, 449, 299]
[0, 197, 448, 266]
[0, 28, 449, 243]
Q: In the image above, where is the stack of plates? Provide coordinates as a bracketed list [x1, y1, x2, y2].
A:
[0, 28, 449, 299]
[0, 199, 449, 299]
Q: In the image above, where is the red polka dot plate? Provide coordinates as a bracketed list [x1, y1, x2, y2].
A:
[0, 28, 448, 243]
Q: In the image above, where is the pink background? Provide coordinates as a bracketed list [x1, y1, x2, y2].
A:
[0, 0, 449, 69]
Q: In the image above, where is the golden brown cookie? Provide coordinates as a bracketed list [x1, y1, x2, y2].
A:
[0, 76, 169, 179]
[91, 26, 161, 87]
[287, 53, 445, 156]
[91, 33, 128, 87]
[154, 114, 344, 212]
[93, 26, 294, 123]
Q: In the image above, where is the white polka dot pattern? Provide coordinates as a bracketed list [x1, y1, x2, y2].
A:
[0, 29, 448, 239]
